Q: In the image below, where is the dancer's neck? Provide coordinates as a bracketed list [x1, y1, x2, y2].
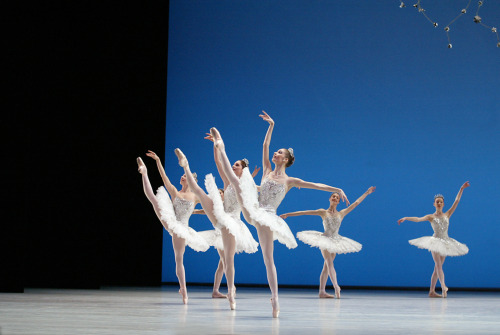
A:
[273, 164, 286, 176]
[327, 205, 338, 213]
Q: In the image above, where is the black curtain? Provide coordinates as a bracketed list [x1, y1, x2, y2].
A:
[4, 2, 169, 292]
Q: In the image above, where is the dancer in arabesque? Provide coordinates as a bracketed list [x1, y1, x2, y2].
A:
[398, 181, 470, 298]
[137, 150, 209, 304]
[174, 146, 258, 310]
[281, 187, 375, 299]
[210, 111, 349, 317]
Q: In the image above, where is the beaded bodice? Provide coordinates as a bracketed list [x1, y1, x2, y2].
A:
[431, 216, 449, 239]
[323, 213, 342, 237]
[173, 197, 195, 225]
[223, 184, 241, 216]
[258, 178, 287, 213]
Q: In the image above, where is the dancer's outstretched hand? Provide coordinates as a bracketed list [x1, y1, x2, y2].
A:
[259, 111, 274, 125]
[146, 150, 160, 161]
[204, 133, 214, 142]
[366, 186, 376, 194]
[279, 213, 289, 219]
[252, 166, 261, 178]
[461, 181, 470, 189]
[339, 190, 350, 206]
[397, 218, 406, 225]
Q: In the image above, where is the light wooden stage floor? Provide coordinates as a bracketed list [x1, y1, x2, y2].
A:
[1, 286, 499, 334]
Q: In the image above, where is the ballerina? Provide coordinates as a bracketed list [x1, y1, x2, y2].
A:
[398, 181, 470, 298]
[210, 111, 349, 318]
[174, 147, 258, 310]
[280, 187, 375, 299]
[136, 150, 209, 304]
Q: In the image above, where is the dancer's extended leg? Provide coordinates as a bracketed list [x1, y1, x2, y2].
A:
[175, 149, 220, 226]
[256, 224, 279, 318]
[210, 128, 253, 221]
[137, 158, 162, 218]
[212, 249, 227, 298]
[221, 228, 237, 310]
[319, 261, 334, 298]
[432, 252, 448, 298]
[172, 235, 188, 304]
[321, 250, 340, 298]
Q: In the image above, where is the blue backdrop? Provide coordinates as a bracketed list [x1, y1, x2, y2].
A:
[161, 1, 500, 288]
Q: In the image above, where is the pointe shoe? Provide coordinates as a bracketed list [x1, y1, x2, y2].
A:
[271, 297, 280, 318]
[137, 157, 147, 174]
[179, 288, 188, 304]
[228, 292, 236, 310]
[334, 286, 341, 299]
[174, 148, 188, 167]
[210, 127, 224, 150]
[442, 287, 448, 298]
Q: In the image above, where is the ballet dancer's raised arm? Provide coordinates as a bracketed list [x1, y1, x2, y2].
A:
[280, 209, 325, 220]
[287, 178, 350, 206]
[146, 150, 178, 199]
[446, 181, 470, 218]
[260, 111, 274, 178]
[340, 186, 376, 216]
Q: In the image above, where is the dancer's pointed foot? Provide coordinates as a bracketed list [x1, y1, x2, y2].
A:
[175, 148, 188, 167]
[442, 286, 448, 298]
[212, 291, 227, 299]
[137, 157, 147, 174]
[319, 291, 334, 299]
[334, 285, 341, 299]
[271, 297, 280, 318]
[429, 291, 442, 298]
[179, 288, 188, 304]
[228, 288, 236, 310]
[210, 127, 225, 150]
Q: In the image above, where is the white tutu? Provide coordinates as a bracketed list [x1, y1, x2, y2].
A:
[204, 174, 259, 254]
[198, 229, 224, 251]
[238, 168, 297, 249]
[409, 236, 469, 256]
[156, 187, 209, 252]
[297, 231, 362, 254]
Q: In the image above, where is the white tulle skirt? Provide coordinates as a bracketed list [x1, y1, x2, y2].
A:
[237, 168, 297, 249]
[297, 231, 362, 254]
[198, 229, 224, 251]
[155, 187, 209, 252]
[205, 174, 259, 254]
[409, 236, 469, 256]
